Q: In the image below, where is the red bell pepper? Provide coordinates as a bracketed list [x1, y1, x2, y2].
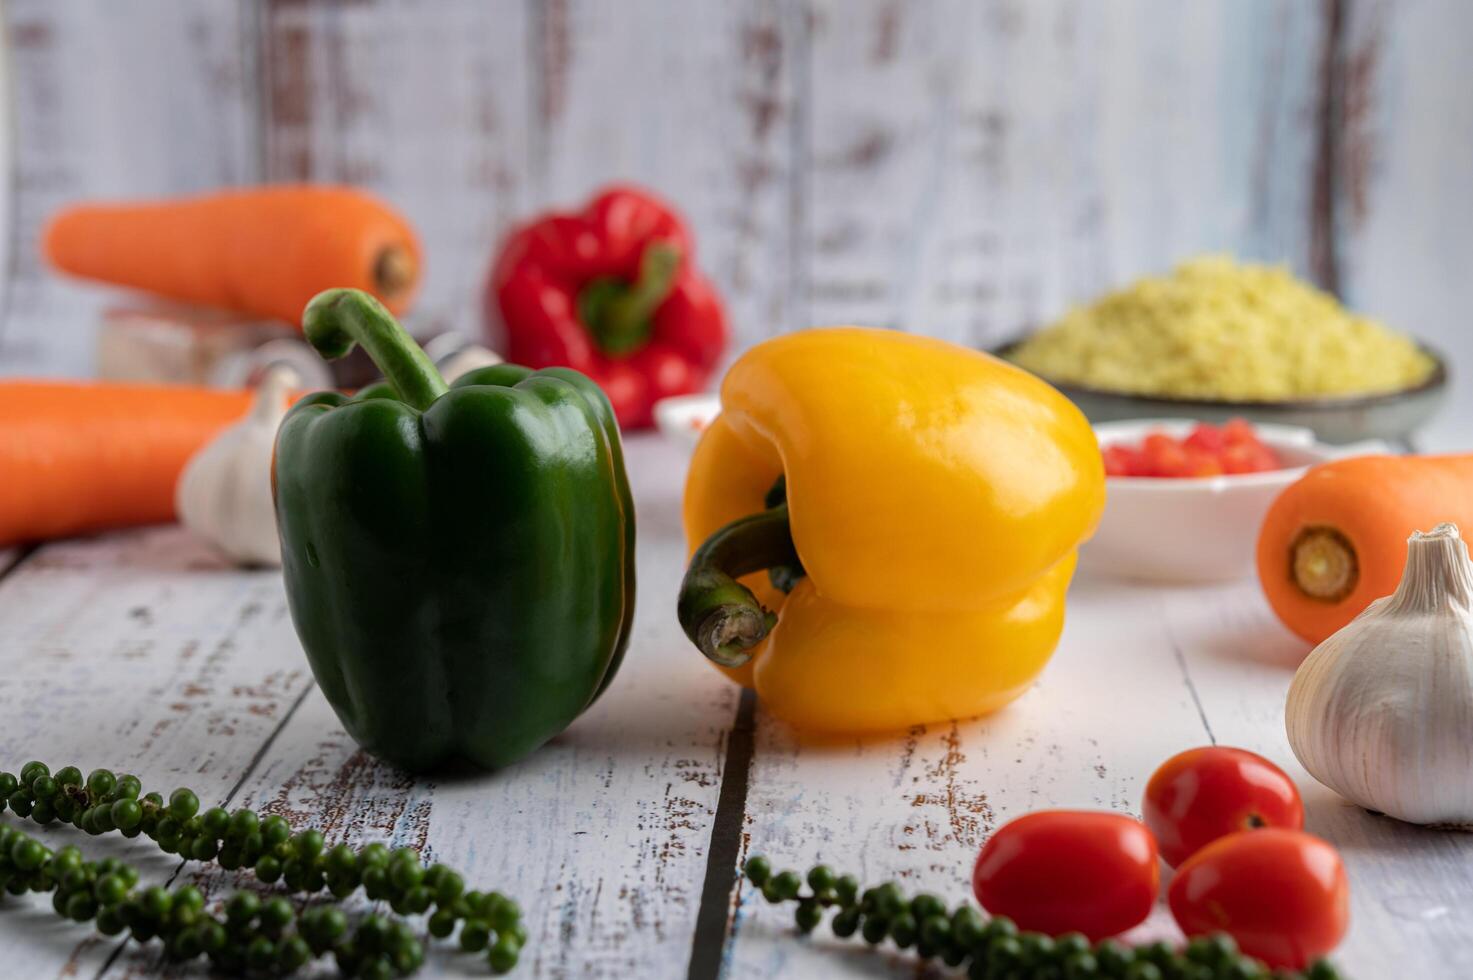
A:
[487, 185, 728, 428]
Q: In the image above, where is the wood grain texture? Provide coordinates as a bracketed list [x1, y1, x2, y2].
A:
[0, 0, 261, 376]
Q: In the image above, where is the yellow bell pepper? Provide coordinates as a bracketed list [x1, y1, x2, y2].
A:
[678, 327, 1105, 732]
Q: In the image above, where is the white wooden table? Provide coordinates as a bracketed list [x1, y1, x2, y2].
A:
[0, 433, 1468, 979]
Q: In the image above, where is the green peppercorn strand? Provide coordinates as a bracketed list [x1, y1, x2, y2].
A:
[742, 856, 1344, 980]
[0, 763, 530, 976]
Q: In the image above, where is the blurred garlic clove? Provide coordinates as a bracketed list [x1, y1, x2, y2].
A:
[175, 364, 297, 567]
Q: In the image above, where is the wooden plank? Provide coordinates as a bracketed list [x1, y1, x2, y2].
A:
[722, 570, 1219, 977]
[531, 0, 801, 355]
[156, 435, 735, 978]
[1332, 0, 1473, 453]
[0, 0, 261, 377]
[0, 526, 314, 977]
[260, 0, 533, 340]
[1164, 581, 1473, 978]
[801, 0, 1326, 348]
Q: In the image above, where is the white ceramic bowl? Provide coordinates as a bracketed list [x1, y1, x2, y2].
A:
[1083, 420, 1384, 584]
[654, 393, 720, 453]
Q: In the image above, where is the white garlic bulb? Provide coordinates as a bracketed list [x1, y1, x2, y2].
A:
[175, 365, 297, 568]
[1286, 522, 1473, 826]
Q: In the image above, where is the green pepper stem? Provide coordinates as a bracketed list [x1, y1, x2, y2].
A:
[677, 504, 799, 668]
[579, 241, 681, 356]
[302, 288, 448, 411]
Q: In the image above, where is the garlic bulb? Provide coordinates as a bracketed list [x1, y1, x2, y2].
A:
[1286, 522, 1473, 826]
[175, 366, 296, 567]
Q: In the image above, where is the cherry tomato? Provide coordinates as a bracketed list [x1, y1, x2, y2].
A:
[971, 810, 1159, 940]
[1169, 829, 1349, 969]
[1143, 746, 1304, 867]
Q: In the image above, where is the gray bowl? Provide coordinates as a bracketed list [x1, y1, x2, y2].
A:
[991, 342, 1449, 447]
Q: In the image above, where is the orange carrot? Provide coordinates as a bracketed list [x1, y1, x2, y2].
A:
[0, 381, 254, 546]
[43, 186, 421, 326]
[1257, 454, 1473, 644]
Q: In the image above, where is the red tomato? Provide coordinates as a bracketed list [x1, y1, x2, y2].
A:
[972, 811, 1159, 940]
[1169, 829, 1349, 969]
[1143, 746, 1304, 867]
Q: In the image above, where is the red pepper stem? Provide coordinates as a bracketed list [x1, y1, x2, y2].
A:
[677, 504, 799, 668]
[302, 288, 448, 411]
[580, 241, 681, 357]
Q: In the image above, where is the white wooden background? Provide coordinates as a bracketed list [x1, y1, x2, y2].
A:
[1, 2, 1472, 978]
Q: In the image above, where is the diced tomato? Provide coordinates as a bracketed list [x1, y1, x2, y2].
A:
[1102, 445, 1144, 477]
[1221, 417, 1257, 445]
[1183, 423, 1226, 455]
[1104, 420, 1279, 479]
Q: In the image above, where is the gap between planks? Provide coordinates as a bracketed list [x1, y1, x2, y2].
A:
[686, 687, 758, 980]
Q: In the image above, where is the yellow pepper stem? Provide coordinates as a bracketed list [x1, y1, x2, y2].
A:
[677, 504, 800, 668]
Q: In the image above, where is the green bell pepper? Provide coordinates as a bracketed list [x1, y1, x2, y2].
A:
[273, 289, 635, 772]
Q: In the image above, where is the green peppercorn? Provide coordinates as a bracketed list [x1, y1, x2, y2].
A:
[258, 896, 292, 934]
[456, 916, 489, 952]
[0, 773, 16, 797]
[361, 865, 390, 900]
[162, 787, 197, 821]
[1056, 932, 1091, 959]
[84, 769, 115, 799]
[222, 807, 256, 840]
[30, 775, 57, 801]
[488, 934, 521, 974]
[744, 854, 773, 887]
[96, 904, 126, 936]
[989, 935, 1023, 969]
[1064, 951, 1100, 978]
[108, 798, 142, 832]
[251, 853, 280, 884]
[874, 882, 905, 917]
[830, 901, 860, 943]
[190, 836, 219, 862]
[795, 899, 823, 933]
[910, 892, 945, 921]
[428, 908, 457, 939]
[951, 905, 985, 948]
[1307, 962, 1341, 980]
[803, 863, 834, 894]
[8, 792, 33, 818]
[65, 892, 97, 922]
[861, 914, 889, 945]
[224, 890, 259, 924]
[834, 874, 859, 906]
[93, 873, 127, 905]
[359, 841, 390, 868]
[293, 828, 325, 860]
[30, 801, 55, 825]
[243, 935, 276, 971]
[10, 838, 44, 871]
[771, 870, 803, 901]
[434, 869, 465, 906]
[196, 919, 227, 955]
[889, 911, 918, 948]
[115, 774, 141, 799]
[1125, 962, 1164, 980]
[20, 761, 48, 786]
[199, 806, 229, 838]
